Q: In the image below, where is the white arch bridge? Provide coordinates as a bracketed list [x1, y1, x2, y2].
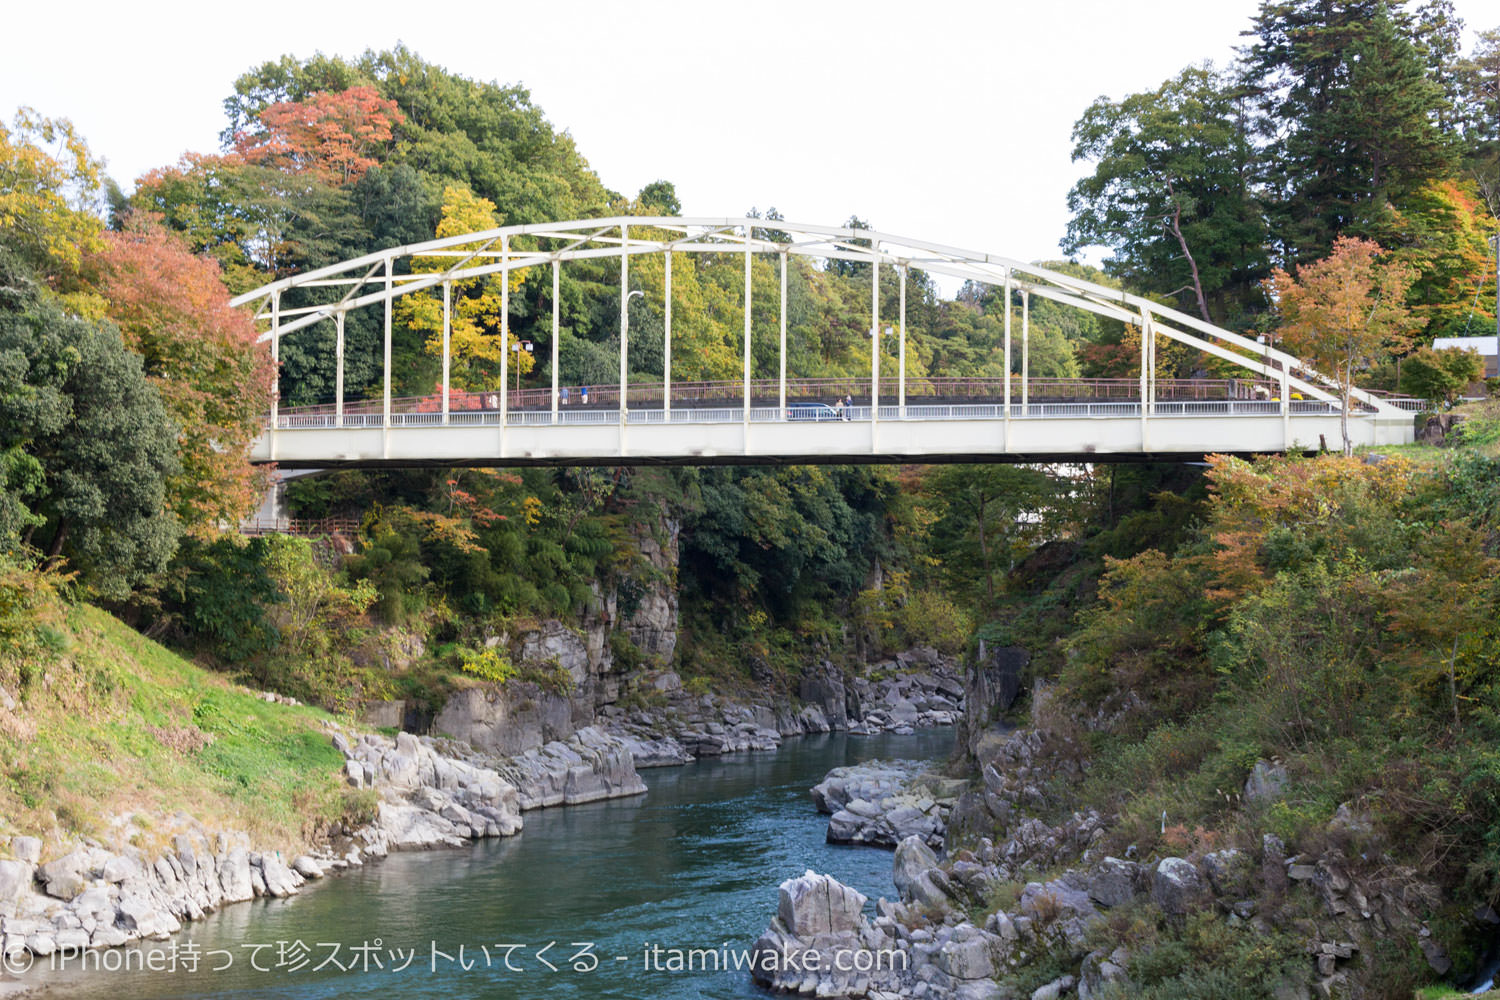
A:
[231, 217, 1416, 468]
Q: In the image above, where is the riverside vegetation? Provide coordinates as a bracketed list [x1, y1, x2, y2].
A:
[3, 2, 1500, 996]
[751, 413, 1500, 1000]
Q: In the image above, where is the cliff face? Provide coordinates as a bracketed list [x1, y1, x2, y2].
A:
[432, 507, 682, 754]
[961, 641, 1027, 762]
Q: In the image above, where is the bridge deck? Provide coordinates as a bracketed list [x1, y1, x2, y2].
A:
[254, 401, 1416, 468]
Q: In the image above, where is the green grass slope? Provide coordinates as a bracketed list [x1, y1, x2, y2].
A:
[0, 602, 363, 854]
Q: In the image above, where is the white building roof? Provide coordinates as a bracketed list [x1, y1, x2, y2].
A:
[1433, 336, 1498, 356]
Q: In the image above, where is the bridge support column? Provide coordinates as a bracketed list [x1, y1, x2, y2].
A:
[778, 250, 786, 417]
[500, 237, 509, 444]
[1139, 309, 1151, 452]
[270, 291, 280, 459]
[871, 254, 880, 447]
[898, 264, 907, 418]
[620, 224, 630, 438]
[383, 256, 392, 459]
[1148, 311, 1157, 416]
[665, 250, 673, 419]
[551, 259, 560, 425]
[1003, 270, 1012, 451]
[1280, 352, 1291, 450]
[336, 311, 345, 428]
[1021, 289, 1029, 413]
[441, 283, 450, 425]
[744, 223, 752, 427]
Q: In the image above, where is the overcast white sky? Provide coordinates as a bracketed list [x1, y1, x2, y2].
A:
[4, 0, 1496, 268]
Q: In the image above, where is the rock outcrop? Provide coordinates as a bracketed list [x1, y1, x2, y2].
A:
[812, 760, 962, 849]
[601, 653, 966, 770]
[1, 725, 647, 975]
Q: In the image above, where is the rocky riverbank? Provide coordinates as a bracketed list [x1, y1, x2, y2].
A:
[602, 650, 967, 769]
[0, 724, 646, 983]
[753, 712, 1461, 1000]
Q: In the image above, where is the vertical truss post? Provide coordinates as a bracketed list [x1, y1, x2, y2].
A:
[620, 224, 629, 426]
[1139, 309, 1151, 452]
[382, 257, 392, 435]
[898, 264, 907, 418]
[499, 236, 509, 427]
[1148, 312, 1157, 415]
[270, 291, 280, 432]
[441, 282, 450, 425]
[551, 259, 560, 425]
[1003, 269, 1012, 449]
[665, 249, 673, 417]
[871, 254, 880, 431]
[779, 250, 787, 417]
[1021, 288, 1030, 411]
[1280, 348, 1291, 449]
[335, 310, 345, 429]
[743, 224, 752, 425]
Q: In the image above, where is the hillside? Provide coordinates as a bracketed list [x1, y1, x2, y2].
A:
[0, 601, 361, 856]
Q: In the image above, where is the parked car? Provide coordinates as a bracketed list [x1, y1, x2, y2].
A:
[786, 401, 840, 421]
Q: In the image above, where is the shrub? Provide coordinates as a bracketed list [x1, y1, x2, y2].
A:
[459, 646, 515, 684]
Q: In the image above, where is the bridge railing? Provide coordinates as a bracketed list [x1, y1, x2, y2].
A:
[266, 397, 1363, 430]
[269, 376, 1299, 421]
[240, 516, 362, 537]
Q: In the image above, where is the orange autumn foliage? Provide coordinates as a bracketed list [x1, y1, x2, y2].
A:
[232, 86, 404, 185]
[85, 215, 274, 536]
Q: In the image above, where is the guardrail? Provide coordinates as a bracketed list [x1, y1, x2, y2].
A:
[240, 516, 362, 537]
[268, 399, 1355, 430]
[269, 377, 1422, 428]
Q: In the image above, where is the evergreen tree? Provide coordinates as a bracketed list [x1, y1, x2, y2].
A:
[1242, 0, 1455, 265]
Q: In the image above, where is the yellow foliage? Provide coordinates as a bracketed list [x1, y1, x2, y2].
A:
[396, 185, 532, 391]
[0, 108, 105, 275]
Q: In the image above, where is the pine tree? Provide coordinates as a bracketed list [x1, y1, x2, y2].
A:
[1242, 0, 1456, 265]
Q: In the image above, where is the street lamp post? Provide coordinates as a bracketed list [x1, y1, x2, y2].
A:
[512, 340, 533, 393]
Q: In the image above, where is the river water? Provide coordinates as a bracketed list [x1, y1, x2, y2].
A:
[24, 727, 955, 1000]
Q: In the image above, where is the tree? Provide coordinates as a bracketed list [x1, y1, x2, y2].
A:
[1399, 345, 1483, 405]
[1372, 179, 1497, 339]
[637, 180, 681, 215]
[0, 251, 180, 599]
[1263, 236, 1423, 454]
[395, 185, 533, 391]
[1064, 65, 1267, 323]
[232, 86, 404, 185]
[924, 464, 1059, 607]
[1454, 26, 1500, 216]
[83, 215, 275, 536]
[1242, 1, 1456, 264]
[0, 108, 105, 276]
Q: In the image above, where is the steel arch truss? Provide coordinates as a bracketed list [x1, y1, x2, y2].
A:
[229, 216, 1409, 465]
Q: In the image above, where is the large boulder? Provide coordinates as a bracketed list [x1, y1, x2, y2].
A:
[38, 849, 109, 901]
[1244, 759, 1289, 804]
[935, 924, 1003, 980]
[434, 681, 577, 756]
[798, 663, 850, 730]
[9, 836, 42, 864]
[777, 870, 867, 937]
[0, 859, 31, 902]
[1087, 857, 1141, 909]
[1151, 857, 1206, 915]
[893, 835, 940, 899]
